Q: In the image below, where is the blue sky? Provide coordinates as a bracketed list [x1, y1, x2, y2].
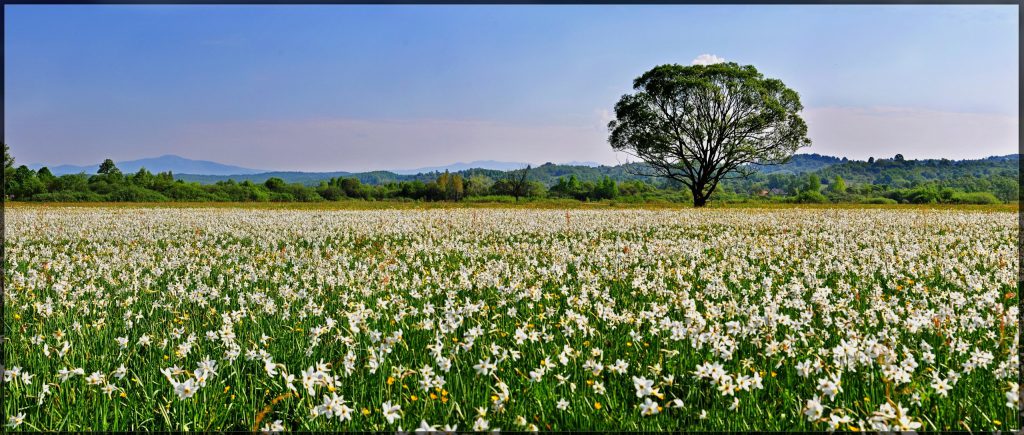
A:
[5, 5, 1018, 172]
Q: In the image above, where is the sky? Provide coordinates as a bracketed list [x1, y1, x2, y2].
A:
[4, 5, 1019, 172]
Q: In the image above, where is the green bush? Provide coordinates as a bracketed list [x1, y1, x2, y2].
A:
[862, 197, 898, 205]
[31, 191, 105, 202]
[106, 186, 170, 202]
[795, 190, 829, 204]
[165, 183, 216, 201]
[463, 195, 517, 203]
[948, 192, 1001, 205]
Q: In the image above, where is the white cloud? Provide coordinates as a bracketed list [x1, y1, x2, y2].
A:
[691, 54, 725, 66]
[802, 106, 1018, 160]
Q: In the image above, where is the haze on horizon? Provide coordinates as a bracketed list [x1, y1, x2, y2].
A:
[5, 5, 1018, 173]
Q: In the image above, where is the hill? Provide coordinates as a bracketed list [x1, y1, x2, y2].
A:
[33, 155, 266, 176]
[173, 153, 852, 187]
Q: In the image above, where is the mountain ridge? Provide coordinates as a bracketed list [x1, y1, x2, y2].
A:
[30, 154, 266, 176]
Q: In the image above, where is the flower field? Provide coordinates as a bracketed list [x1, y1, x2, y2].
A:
[2, 206, 1019, 431]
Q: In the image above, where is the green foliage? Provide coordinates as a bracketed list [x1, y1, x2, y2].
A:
[107, 185, 171, 202]
[795, 190, 828, 204]
[98, 158, 120, 175]
[948, 191, 1001, 205]
[830, 175, 846, 194]
[463, 195, 517, 203]
[862, 197, 898, 205]
[608, 62, 810, 206]
[2, 148, 1018, 205]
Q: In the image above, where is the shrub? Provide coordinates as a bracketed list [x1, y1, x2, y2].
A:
[862, 197, 898, 205]
[948, 192, 1001, 205]
[795, 190, 829, 204]
[463, 195, 517, 203]
[106, 186, 169, 202]
[31, 191, 105, 202]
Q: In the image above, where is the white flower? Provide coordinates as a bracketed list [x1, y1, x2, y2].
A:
[86, 371, 105, 386]
[263, 358, 279, 377]
[6, 413, 25, 429]
[816, 373, 842, 401]
[472, 417, 489, 431]
[415, 420, 437, 432]
[4, 367, 22, 383]
[113, 365, 128, 380]
[101, 383, 118, 397]
[473, 358, 496, 376]
[174, 378, 198, 400]
[261, 419, 285, 433]
[640, 397, 660, 416]
[803, 396, 823, 422]
[931, 377, 951, 397]
[556, 398, 569, 411]
[1006, 381, 1019, 410]
[382, 401, 402, 424]
[632, 376, 654, 398]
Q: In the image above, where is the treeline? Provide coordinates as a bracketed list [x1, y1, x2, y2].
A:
[4, 150, 1018, 205]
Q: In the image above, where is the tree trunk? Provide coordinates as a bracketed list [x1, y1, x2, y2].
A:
[691, 185, 708, 207]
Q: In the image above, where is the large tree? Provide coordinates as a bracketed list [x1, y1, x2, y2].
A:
[608, 62, 811, 206]
[503, 165, 532, 202]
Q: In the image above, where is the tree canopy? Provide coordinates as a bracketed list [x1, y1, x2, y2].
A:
[608, 62, 811, 206]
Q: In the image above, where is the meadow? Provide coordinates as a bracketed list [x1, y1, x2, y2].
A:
[2, 204, 1019, 431]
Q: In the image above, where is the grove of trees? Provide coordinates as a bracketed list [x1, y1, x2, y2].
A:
[2, 144, 1016, 206]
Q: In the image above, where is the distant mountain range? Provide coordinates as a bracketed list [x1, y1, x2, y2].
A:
[29, 155, 602, 178]
[28, 153, 1019, 188]
[30, 154, 266, 176]
[392, 160, 531, 175]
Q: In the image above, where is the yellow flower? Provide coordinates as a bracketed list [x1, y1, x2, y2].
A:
[119, 391, 127, 398]
[994, 420, 1001, 426]
[361, 408, 371, 416]
[163, 355, 169, 361]
[430, 393, 438, 400]
[13, 314, 20, 320]
[224, 386, 230, 393]
[387, 377, 395, 385]
[411, 395, 418, 401]
[594, 402, 602, 410]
